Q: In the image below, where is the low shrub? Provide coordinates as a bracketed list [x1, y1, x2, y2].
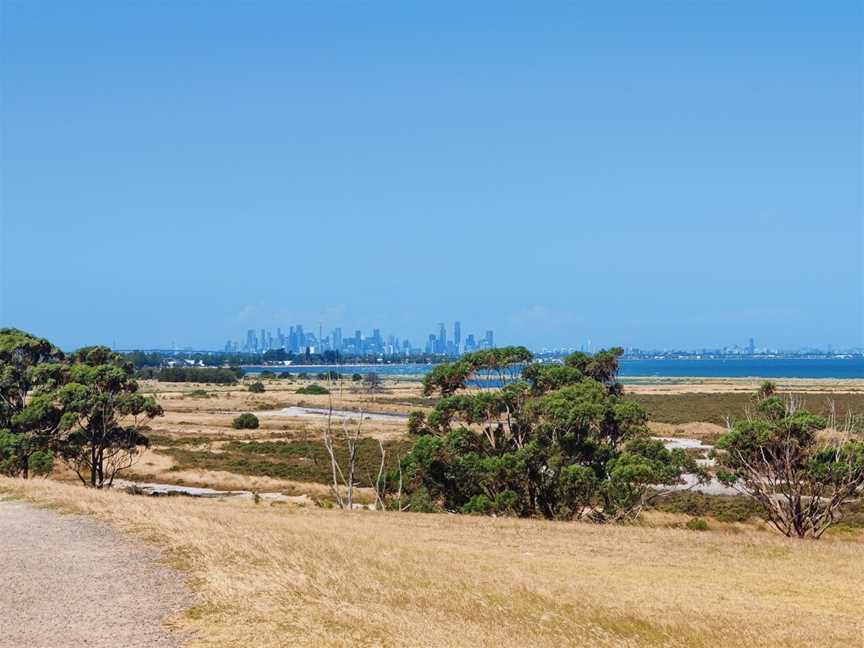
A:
[232, 413, 259, 429]
[686, 517, 709, 531]
[296, 384, 329, 395]
[248, 382, 265, 393]
[652, 491, 762, 523]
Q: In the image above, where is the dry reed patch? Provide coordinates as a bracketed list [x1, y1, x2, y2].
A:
[1, 478, 861, 648]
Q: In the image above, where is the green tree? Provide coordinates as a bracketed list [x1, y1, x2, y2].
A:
[0, 328, 64, 478]
[398, 347, 694, 521]
[55, 347, 163, 488]
[248, 381, 265, 393]
[716, 384, 864, 539]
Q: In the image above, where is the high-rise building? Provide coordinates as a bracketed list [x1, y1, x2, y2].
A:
[437, 323, 446, 354]
[333, 328, 343, 351]
[245, 329, 256, 352]
[354, 330, 362, 353]
[747, 337, 755, 354]
[453, 321, 461, 353]
[485, 330, 494, 348]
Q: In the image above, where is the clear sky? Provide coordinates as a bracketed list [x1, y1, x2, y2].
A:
[1, 2, 861, 351]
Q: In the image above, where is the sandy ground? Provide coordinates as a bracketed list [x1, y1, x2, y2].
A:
[0, 499, 192, 648]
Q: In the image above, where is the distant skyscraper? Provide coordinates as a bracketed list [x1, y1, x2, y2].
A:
[748, 337, 755, 354]
[453, 321, 461, 352]
[485, 330, 494, 348]
[437, 323, 446, 354]
[333, 328, 343, 351]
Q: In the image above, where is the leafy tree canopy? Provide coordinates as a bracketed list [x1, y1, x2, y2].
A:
[399, 346, 694, 521]
[0, 328, 64, 477]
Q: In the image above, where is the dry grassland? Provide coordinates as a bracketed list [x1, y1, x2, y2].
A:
[2, 477, 862, 648]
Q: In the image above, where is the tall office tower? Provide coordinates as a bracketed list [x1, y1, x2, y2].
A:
[259, 329, 266, 351]
[427, 334, 436, 354]
[224, 340, 232, 352]
[333, 328, 343, 351]
[354, 330, 362, 353]
[453, 321, 461, 352]
[485, 330, 494, 348]
[276, 328, 284, 348]
[748, 337, 755, 354]
[465, 333, 476, 351]
[296, 325, 305, 351]
[246, 329, 256, 352]
[437, 323, 446, 353]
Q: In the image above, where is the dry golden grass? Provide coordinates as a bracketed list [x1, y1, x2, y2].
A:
[2, 477, 861, 648]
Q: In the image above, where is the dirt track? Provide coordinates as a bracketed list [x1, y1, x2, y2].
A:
[0, 500, 191, 648]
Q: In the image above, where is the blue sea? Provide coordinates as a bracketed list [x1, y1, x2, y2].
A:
[243, 358, 863, 380]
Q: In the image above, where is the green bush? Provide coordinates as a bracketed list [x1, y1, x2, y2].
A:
[405, 487, 435, 513]
[686, 517, 709, 531]
[188, 389, 210, 398]
[351, 373, 362, 382]
[296, 384, 329, 395]
[248, 381, 265, 393]
[461, 494, 494, 515]
[232, 413, 259, 430]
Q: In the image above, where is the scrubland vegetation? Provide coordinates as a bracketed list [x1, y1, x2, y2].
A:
[3, 328, 863, 647]
[628, 391, 864, 426]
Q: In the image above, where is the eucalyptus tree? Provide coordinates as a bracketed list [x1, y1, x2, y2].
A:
[399, 347, 695, 521]
[55, 346, 163, 488]
[0, 328, 64, 478]
[716, 382, 864, 539]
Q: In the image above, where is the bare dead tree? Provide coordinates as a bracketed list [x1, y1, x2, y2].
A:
[321, 372, 387, 510]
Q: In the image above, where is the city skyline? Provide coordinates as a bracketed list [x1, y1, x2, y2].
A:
[223, 320, 493, 357]
[108, 319, 857, 357]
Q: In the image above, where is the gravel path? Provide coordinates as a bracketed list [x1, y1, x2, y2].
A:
[0, 500, 192, 648]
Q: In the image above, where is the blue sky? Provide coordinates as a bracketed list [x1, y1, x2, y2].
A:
[1, 2, 861, 351]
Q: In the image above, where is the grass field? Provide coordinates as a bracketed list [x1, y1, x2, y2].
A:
[2, 477, 862, 648]
[627, 391, 864, 426]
